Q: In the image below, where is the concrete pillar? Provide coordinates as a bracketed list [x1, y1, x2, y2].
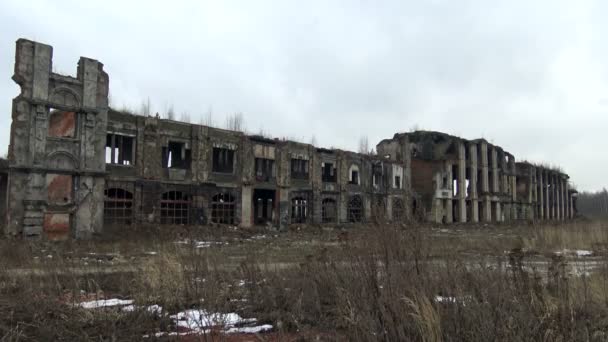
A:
[491, 148, 499, 193]
[564, 180, 568, 220]
[445, 161, 453, 223]
[569, 192, 574, 219]
[480, 143, 491, 222]
[469, 143, 478, 222]
[556, 175, 564, 220]
[551, 174, 557, 219]
[509, 156, 517, 220]
[565, 182, 570, 220]
[458, 143, 466, 223]
[538, 170, 544, 220]
[495, 201, 502, 222]
[241, 185, 252, 227]
[543, 170, 551, 220]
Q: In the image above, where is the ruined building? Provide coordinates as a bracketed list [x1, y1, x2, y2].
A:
[1, 39, 578, 239]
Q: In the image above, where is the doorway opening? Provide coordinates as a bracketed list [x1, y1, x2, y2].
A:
[254, 189, 275, 225]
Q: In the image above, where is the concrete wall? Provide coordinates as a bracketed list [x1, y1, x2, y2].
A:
[6, 39, 108, 239]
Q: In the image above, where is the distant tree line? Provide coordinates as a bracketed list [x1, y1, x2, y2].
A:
[577, 188, 608, 218]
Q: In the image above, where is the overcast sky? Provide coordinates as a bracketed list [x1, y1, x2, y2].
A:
[0, 0, 606, 191]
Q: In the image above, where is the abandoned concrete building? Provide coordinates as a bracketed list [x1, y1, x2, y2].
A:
[1, 38, 578, 239]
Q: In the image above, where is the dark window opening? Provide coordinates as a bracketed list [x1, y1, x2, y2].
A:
[348, 195, 363, 223]
[291, 158, 309, 180]
[350, 170, 359, 185]
[394, 175, 401, 189]
[291, 197, 307, 223]
[48, 109, 76, 138]
[160, 191, 190, 225]
[255, 158, 275, 182]
[162, 142, 191, 169]
[322, 198, 337, 223]
[373, 173, 381, 188]
[212, 147, 235, 173]
[322, 162, 337, 183]
[393, 198, 405, 221]
[254, 189, 275, 224]
[211, 192, 236, 225]
[104, 188, 133, 225]
[106, 133, 135, 165]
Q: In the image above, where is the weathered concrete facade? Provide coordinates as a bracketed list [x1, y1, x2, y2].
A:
[377, 131, 577, 224]
[2, 39, 577, 238]
[6, 39, 108, 238]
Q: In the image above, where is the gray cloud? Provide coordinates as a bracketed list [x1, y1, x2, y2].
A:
[0, 0, 606, 190]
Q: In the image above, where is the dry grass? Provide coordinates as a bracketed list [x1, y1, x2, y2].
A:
[0, 219, 606, 340]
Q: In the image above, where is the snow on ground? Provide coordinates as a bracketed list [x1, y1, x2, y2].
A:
[78, 298, 134, 309]
[173, 309, 257, 330]
[174, 239, 227, 248]
[121, 304, 163, 314]
[555, 249, 594, 257]
[226, 324, 274, 334]
[144, 309, 272, 337]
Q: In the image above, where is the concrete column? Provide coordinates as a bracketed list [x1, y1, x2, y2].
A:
[556, 176, 562, 220]
[564, 180, 568, 220]
[543, 170, 551, 220]
[480, 142, 491, 222]
[457, 143, 467, 223]
[569, 192, 574, 219]
[495, 201, 502, 222]
[551, 174, 557, 219]
[469, 143, 479, 222]
[491, 148, 499, 193]
[564, 180, 570, 220]
[445, 161, 453, 223]
[538, 170, 544, 220]
[240, 185, 252, 227]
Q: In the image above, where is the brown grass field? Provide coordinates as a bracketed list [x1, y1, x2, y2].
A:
[0, 219, 607, 341]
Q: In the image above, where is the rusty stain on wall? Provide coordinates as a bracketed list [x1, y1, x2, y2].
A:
[46, 174, 72, 204]
[48, 111, 75, 138]
[43, 212, 70, 240]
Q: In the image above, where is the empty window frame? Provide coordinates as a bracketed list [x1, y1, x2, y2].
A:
[394, 175, 401, 189]
[348, 195, 363, 223]
[104, 188, 134, 225]
[160, 191, 190, 225]
[393, 198, 405, 221]
[106, 133, 135, 165]
[212, 148, 235, 173]
[350, 170, 359, 184]
[48, 109, 76, 138]
[291, 197, 307, 223]
[322, 198, 337, 223]
[255, 158, 275, 181]
[162, 142, 191, 169]
[211, 193, 236, 224]
[321, 162, 337, 183]
[291, 158, 309, 180]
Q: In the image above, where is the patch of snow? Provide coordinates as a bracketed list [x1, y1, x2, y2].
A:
[174, 239, 226, 248]
[121, 304, 163, 314]
[434, 296, 457, 304]
[144, 251, 158, 255]
[555, 249, 594, 257]
[173, 310, 256, 330]
[576, 250, 593, 257]
[226, 324, 273, 334]
[79, 298, 134, 309]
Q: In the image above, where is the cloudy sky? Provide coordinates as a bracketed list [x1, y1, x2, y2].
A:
[0, 0, 606, 191]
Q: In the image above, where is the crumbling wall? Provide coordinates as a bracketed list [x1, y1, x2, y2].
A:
[7, 39, 108, 239]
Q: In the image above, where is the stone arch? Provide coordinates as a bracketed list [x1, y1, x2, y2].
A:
[348, 195, 363, 222]
[348, 164, 360, 185]
[50, 87, 80, 107]
[47, 151, 78, 170]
